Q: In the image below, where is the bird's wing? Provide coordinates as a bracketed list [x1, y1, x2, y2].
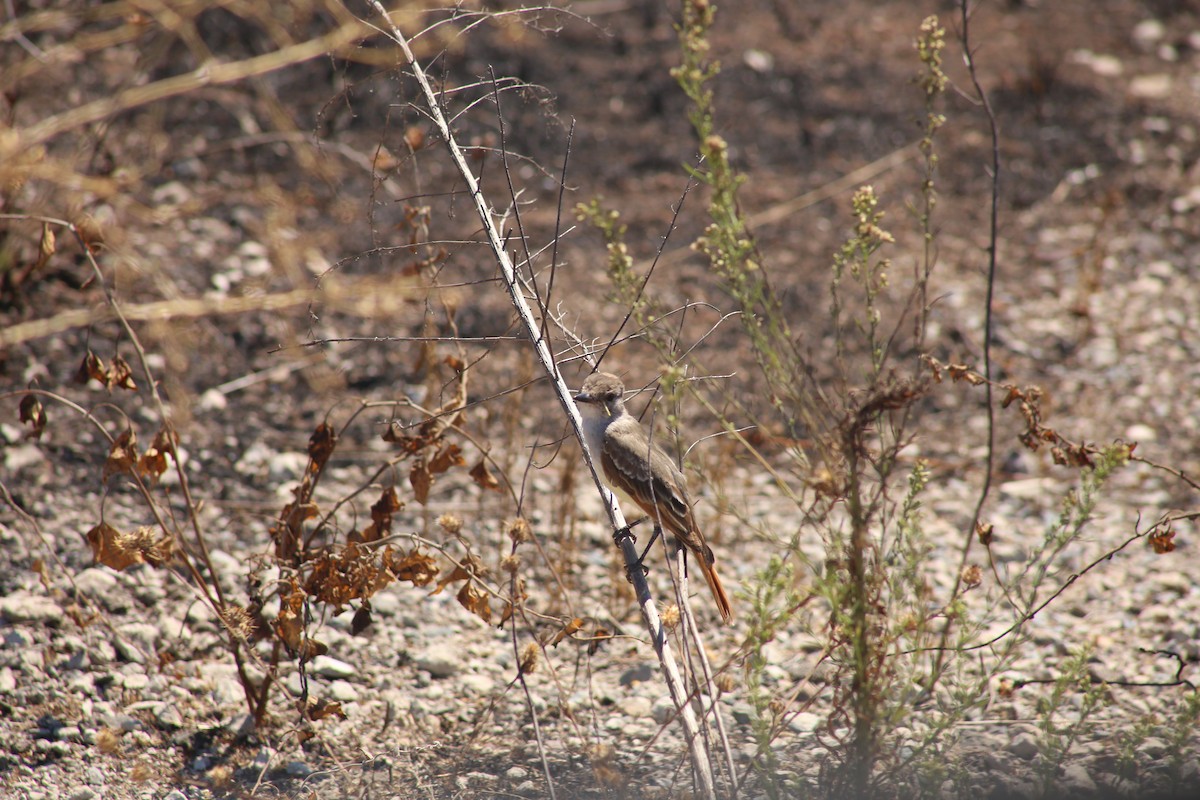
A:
[600, 419, 697, 540]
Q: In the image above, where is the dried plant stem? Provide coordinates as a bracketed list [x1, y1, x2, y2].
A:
[357, 2, 718, 797]
[933, 0, 1003, 682]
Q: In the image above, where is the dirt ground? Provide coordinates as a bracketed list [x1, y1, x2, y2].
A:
[2, 1, 1200, 798]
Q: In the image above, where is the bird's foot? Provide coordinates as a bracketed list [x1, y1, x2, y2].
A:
[635, 525, 663, 570]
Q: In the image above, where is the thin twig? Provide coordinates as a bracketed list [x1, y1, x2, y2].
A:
[356, 3, 718, 796]
[932, 0, 1003, 682]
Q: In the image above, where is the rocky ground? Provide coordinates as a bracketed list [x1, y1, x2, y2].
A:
[2, 1, 1200, 798]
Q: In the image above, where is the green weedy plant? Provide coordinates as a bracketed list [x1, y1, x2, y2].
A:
[670, 0, 831, 458]
[743, 555, 807, 799]
[580, 5, 955, 796]
[580, 3, 1197, 796]
[1032, 646, 1108, 795]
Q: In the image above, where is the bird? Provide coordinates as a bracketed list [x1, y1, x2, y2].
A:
[574, 371, 733, 623]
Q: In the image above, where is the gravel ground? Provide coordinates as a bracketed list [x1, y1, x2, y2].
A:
[3, 1, 1200, 798]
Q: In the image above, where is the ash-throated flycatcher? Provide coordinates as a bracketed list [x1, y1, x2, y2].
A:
[574, 372, 733, 623]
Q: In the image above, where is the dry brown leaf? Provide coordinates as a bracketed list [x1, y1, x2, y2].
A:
[18, 394, 46, 440]
[351, 605, 372, 635]
[410, 459, 433, 504]
[371, 487, 403, 530]
[352, 522, 381, 544]
[85, 523, 138, 570]
[1149, 527, 1176, 554]
[75, 350, 107, 386]
[298, 638, 329, 661]
[470, 460, 501, 492]
[549, 617, 585, 647]
[274, 587, 305, 653]
[307, 423, 337, 472]
[428, 443, 464, 475]
[404, 125, 425, 151]
[306, 697, 346, 721]
[85, 523, 172, 570]
[103, 429, 137, 481]
[387, 548, 438, 586]
[587, 627, 612, 656]
[457, 580, 491, 624]
[499, 577, 527, 627]
[36, 222, 56, 271]
[109, 355, 137, 391]
[137, 427, 175, 481]
[432, 563, 471, 595]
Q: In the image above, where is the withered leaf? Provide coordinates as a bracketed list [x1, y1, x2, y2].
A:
[457, 580, 492, 624]
[86, 523, 137, 570]
[351, 605, 372, 635]
[404, 125, 425, 151]
[432, 563, 472, 595]
[103, 429, 137, 481]
[298, 638, 329, 661]
[18, 394, 46, 440]
[386, 548, 438, 586]
[410, 459, 433, 504]
[305, 542, 395, 610]
[274, 587, 305, 653]
[307, 698, 347, 722]
[499, 577, 527, 627]
[36, 222, 56, 270]
[1149, 527, 1176, 554]
[308, 423, 337, 472]
[75, 350, 107, 386]
[549, 617, 586, 647]
[109, 355, 137, 391]
[352, 522, 381, 544]
[470, 460, 501, 492]
[137, 427, 175, 481]
[85, 523, 172, 570]
[587, 627, 613, 656]
[976, 522, 994, 547]
[371, 487, 403, 529]
[428, 443, 464, 475]
[1001, 385, 1022, 409]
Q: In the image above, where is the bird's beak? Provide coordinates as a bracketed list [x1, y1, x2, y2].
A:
[573, 392, 589, 403]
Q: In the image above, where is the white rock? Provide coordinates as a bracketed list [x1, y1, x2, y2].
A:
[328, 680, 358, 702]
[743, 49, 775, 74]
[788, 712, 822, 733]
[1125, 423, 1157, 442]
[460, 673, 496, 695]
[413, 644, 459, 678]
[73, 567, 118, 596]
[1061, 763, 1096, 793]
[0, 591, 61, 624]
[198, 388, 228, 412]
[1070, 50, 1123, 77]
[310, 655, 356, 679]
[1130, 74, 1172, 100]
[3, 444, 45, 472]
[154, 703, 185, 729]
[651, 696, 676, 725]
[1009, 731, 1039, 760]
[1132, 19, 1166, 49]
[622, 696, 652, 718]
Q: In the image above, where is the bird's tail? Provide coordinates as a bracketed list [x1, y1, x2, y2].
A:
[696, 557, 734, 624]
